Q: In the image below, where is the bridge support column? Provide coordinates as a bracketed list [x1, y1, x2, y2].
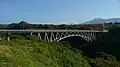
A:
[30, 32, 33, 36]
[7, 33, 10, 41]
[0, 36, 1, 41]
[38, 33, 41, 40]
[44, 33, 49, 42]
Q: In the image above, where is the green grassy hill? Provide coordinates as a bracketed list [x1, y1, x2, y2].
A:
[0, 38, 90, 67]
[1, 34, 120, 67]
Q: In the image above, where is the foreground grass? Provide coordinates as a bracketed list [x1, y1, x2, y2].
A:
[0, 39, 90, 67]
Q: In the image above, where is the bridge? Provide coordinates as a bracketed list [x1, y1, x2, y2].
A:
[0, 30, 108, 42]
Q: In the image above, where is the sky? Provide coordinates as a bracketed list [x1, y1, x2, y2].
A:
[0, 0, 120, 24]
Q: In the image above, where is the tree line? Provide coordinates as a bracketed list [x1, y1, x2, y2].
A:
[1, 21, 120, 30]
[0, 21, 107, 30]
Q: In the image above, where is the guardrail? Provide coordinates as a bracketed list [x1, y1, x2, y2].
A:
[0, 30, 108, 32]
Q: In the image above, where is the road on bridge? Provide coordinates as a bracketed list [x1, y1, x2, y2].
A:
[0, 30, 108, 33]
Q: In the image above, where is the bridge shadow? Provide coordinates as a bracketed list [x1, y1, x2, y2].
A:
[58, 36, 100, 58]
[58, 36, 90, 49]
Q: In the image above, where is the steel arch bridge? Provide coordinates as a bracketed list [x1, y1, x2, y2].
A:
[0, 30, 108, 42]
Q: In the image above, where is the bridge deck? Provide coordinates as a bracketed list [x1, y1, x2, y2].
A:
[0, 30, 108, 33]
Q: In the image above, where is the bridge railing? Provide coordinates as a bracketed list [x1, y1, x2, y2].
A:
[0, 29, 108, 33]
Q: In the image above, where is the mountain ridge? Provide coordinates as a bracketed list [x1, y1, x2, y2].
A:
[84, 18, 120, 24]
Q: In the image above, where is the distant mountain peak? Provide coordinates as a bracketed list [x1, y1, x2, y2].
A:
[84, 18, 120, 24]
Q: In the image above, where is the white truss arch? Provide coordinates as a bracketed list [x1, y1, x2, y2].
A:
[2, 30, 108, 42]
[55, 34, 92, 42]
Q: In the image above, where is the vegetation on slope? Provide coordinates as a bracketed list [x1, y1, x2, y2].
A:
[80, 26, 120, 67]
[0, 36, 90, 67]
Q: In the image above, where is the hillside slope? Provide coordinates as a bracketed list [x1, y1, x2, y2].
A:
[0, 39, 90, 67]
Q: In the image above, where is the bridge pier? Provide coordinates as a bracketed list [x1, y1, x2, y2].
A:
[38, 33, 42, 40]
[30, 32, 33, 36]
[44, 33, 49, 42]
[7, 33, 10, 41]
[0, 33, 2, 40]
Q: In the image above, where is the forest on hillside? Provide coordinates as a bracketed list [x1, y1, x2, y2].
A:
[0, 23, 120, 67]
[1, 21, 119, 30]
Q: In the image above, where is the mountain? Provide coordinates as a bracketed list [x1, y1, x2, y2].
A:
[84, 18, 120, 24]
